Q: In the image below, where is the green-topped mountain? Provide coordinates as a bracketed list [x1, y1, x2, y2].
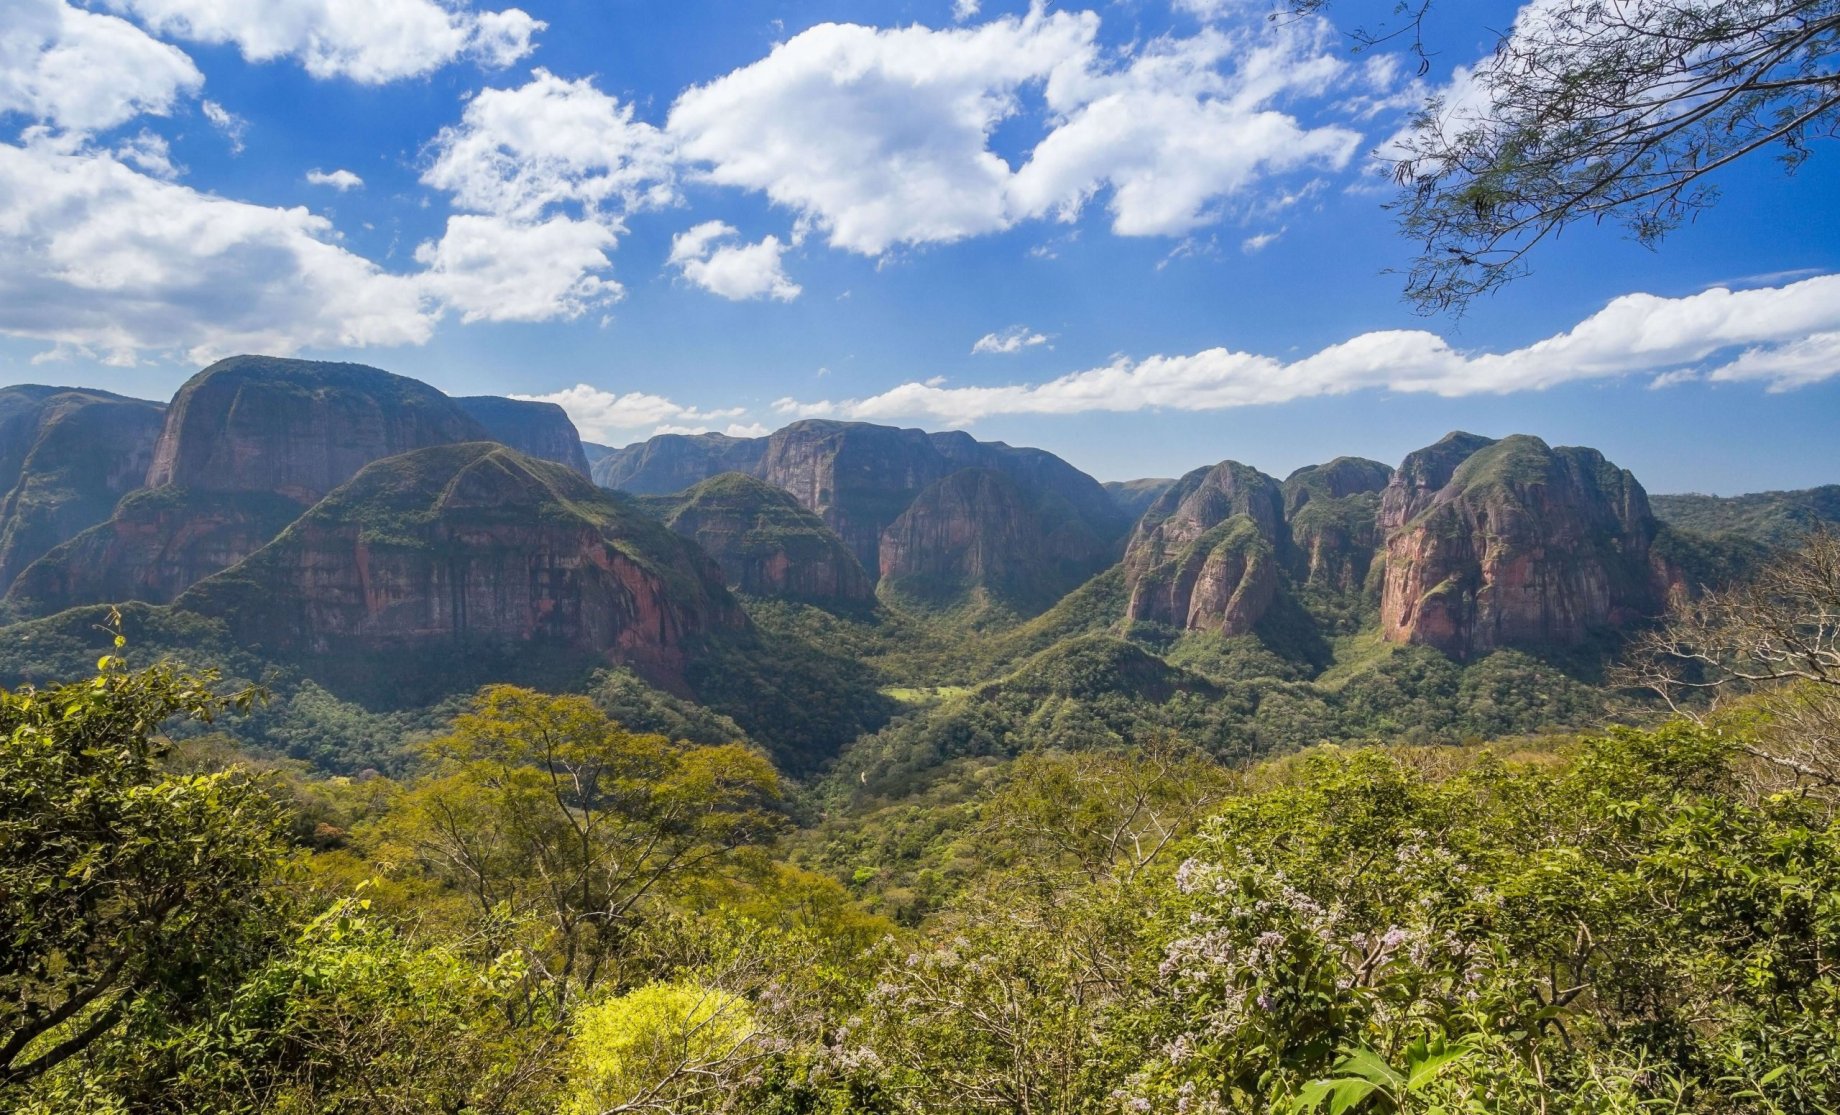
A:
[597, 419, 1129, 616]
[7, 356, 494, 614]
[1122, 460, 1286, 635]
[1375, 433, 1671, 658]
[178, 443, 747, 690]
[1103, 477, 1178, 519]
[0, 385, 166, 590]
[1650, 485, 1840, 548]
[454, 395, 593, 477]
[644, 472, 875, 603]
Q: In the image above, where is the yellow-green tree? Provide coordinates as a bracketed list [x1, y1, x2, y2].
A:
[379, 686, 785, 1012]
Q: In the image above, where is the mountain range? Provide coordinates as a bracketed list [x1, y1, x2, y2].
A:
[0, 354, 1828, 777]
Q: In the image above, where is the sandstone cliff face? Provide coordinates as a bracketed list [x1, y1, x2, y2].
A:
[146, 355, 489, 502]
[178, 443, 747, 688]
[1123, 461, 1285, 634]
[878, 467, 1115, 613]
[455, 395, 592, 477]
[15, 357, 493, 615]
[591, 433, 767, 493]
[660, 473, 874, 603]
[1281, 458, 1392, 594]
[0, 386, 165, 591]
[1376, 434, 1668, 658]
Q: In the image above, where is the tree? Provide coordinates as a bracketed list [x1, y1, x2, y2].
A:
[1296, 0, 1840, 311]
[1622, 530, 1840, 790]
[377, 686, 785, 1013]
[0, 654, 283, 1089]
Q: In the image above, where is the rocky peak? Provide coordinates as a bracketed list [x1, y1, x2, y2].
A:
[591, 431, 767, 493]
[1122, 461, 1285, 634]
[146, 355, 489, 503]
[1282, 457, 1393, 518]
[1377, 433, 1667, 658]
[178, 443, 747, 690]
[0, 386, 166, 591]
[454, 395, 592, 477]
[1379, 431, 1498, 530]
[658, 472, 874, 603]
[1281, 457, 1393, 600]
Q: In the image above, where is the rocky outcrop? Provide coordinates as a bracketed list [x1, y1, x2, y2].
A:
[1104, 478, 1178, 521]
[1123, 461, 1285, 634]
[1282, 458, 1392, 594]
[878, 468, 1115, 613]
[1376, 433, 1669, 658]
[658, 473, 874, 603]
[178, 443, 747, 688]
[7, 489, 302, 614]
[454, 395, 591, 477]
[592, 432, 766, 493]
[13, 356, 493, 615]
[595, 421, 1128, 589]
[0, 386, 165, 591]
[146, 355, 489, 502]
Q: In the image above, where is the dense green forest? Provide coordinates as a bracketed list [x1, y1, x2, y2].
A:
[4, 534, 1838, 1114]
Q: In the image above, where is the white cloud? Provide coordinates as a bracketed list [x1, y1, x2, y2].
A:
[423, 69, 677, 222]
[668, 11, 1100, 255]
[668, 11, 1363, 253]
[305, 167, 362, 190]
[1241, 229, 1281, 253]
[972, 325, 1049, 354]
[952, 0, 980, 21]
[0, 134, 433, 366]
[101, 0, 542, 83]
[776, 274, 1840, 424]
[668, 221, 802, 302]
[413, 213, 619, 324]
[1010, 24, 1359, 236]
[0, 0, 201, 133]
[509, 384, 752, 443]
[200, 99, 247, 151]
[114, 130, 180, 178]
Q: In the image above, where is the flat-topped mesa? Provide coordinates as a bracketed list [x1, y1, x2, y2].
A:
[146, 355, 489, 502]
[1282, 457, 1393, 594]
[9, 357, 495, 615]
[1123, 461, 1286, 635]
[177, 443, 747, 688]
[592, 432, 767, 493]
[454, 395, 592, 477]
[660, 472, 874, 603]
[0, 386, 166, 591]
[1377, 433, 1668, 658]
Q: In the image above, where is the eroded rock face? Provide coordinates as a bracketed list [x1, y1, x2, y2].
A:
[660, 473, 874, 603]
[1123, 461, 1285, 634]
[879, 467, 1115, 613]
[13, 357, 492, 614]
[146, 355, 489, 502]
[178, 443, 747, 688]
[596, 421, 1127, 589]
[0, 386, 165, 591]
[591, 433, 767, 493]
[454, 396, 592, 477]
[1376, 434, 1668, 657]
[7, 490, 302, 614]
[1282, 458, 1392, 594]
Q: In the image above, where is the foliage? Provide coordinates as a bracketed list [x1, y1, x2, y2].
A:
[0, 653, 285, 1091]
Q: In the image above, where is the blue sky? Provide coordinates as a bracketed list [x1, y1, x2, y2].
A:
[1, 0, 1837, 493]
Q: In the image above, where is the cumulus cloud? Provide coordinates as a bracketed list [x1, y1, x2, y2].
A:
[972, 325, 1049, 354]
[0, 134, 433, 366]
[668, 10, 1361, 253]
[0, 0, 201, 133]
[200, 99, 247, 151]
[510, 384, 754, 443]
[668, 221, 802, 301]
[305, 167, 362, 190]
[101, 0, 543, 83]
[417, 69, 679, 321]
[775, 274, 1840, 424]
[669, 10, 1098, 255]
[1010, 24, 1359, 236]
